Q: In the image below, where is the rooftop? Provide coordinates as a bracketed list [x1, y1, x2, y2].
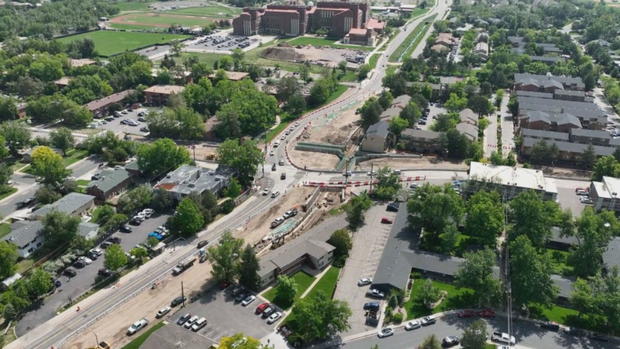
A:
[31, 192, 95, 218]
[69, 58, 96, 68]
[348, 28, 368, 36]
[521, 128, 569, 141]
[144, 85, 185, 95]
[514, 73, 584, 90]
[518, 96, 605, 122]
[366, 120, 390, 138]
[3, 220, 43, 247]
[524, 110, 582, 128]
[155, 164, 232, 196]
[84, 90, 135, 112]
[570, 128, 611, 140]
[522, 137, 615, 157]
[468, 162, 557, 194]
[87, 167, 132, 194]
[401, 128, 441, 140]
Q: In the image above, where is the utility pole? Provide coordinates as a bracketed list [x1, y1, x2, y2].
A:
[94, 333, 99, 347]
[181, 281, 185, 308]
[369, 163, 374, 192]
[502, 191, 513, 347]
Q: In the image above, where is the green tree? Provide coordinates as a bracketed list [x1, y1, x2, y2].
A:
[418, 335, 441, 349]
[273, 275, 297, 309]
[31, 146, 69, 186]
[465, 190, 504, 247]
[104, 244, 128, 271]
[217, 139, 263, 186]
[568, 207, 618, 277]
[208, 232, 243, 283]
[468, 95, 492, 116]
[592, 155, 620, 181]
[102, 213, 128, 233]
[509, 190, 561, 247]
[456, 249, 501, 307]
[442, 129, 470, 159]
[92, 205, 115, 225]
[407, 183, 464, 239]
[0, 163, 12, 191]
[238, 245, 260, 291]
[34, 185, 61, 204]
[117, 185, 153, 214]
[389, 116, 409, 139]
[460, 319, 488, 349]
[0, 96, 18, 122]
[0, 121, 30, 157]
[42, 211, 79, 250]
[137, 138, 190, 178]
[400, 102, 422, 125]
[378, 90, 394, 110]
[358, 97, 383, 130]
[345, 192, 372, 230]
[327, 229, 352, 267]
[580, 144, 596, 170]
[0, 241, 18, 279]
[571, 267, 620, 333]
[358, 64, 371, 80]
[26, 268, 53, 299]
[284, 93, 306, 117]
[169, 198, 205, 237]
[0, 135, 8, 161]
[374, 167, 401, 200]
[226, 178, 242, 198]
[495, 89, 505, 108]
[444, 93, 468, 112]
[419, 279, 441, 309]
[286, 292, 351, 345]
[509, 235, 557, 310]
[217, 333, 261, 349]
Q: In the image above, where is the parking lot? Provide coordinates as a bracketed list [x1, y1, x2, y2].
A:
[185, 34, 259, 53]
[89, 107, 155, 136]
[417, 103, 446, 130]
[147, 286, 274, 348]
[334, 204, 396, 336]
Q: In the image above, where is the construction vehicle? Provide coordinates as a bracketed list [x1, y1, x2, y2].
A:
[172, 256, 196, 275]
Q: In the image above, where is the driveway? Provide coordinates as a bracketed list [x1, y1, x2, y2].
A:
[483, 107, 498, 158]
[343, 314, 618, 349]
[144, 286, 273, 348]
[334, 204, 396, 336]
[15, 214, 170, 336]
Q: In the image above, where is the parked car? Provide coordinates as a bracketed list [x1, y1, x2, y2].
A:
[197, 240, 209, 249]
[404, 320, 421, 330]
[271, 191, 280, 198]
[380, 217, 393, 224]
[565, 327, 585, 337]
[63, 268, 77, 277]
[377, 327, 394, 338]
[367, 289, 385, 299]
[457, 309, 477, 318]
[421, 316, 436, 326]
[540, 321, 560, 331]
[191, 317, 207, 331]
[120, 224, 132, 233]
[98, 268, 113, 277]
[255, 302, 269, 314]
[267, 311, 282, 324]
[357, 278, 372, 286]
[386, 202, 399, 212]
[261, 189, 270, 196]
[171, 296, 186, 307]
[241, 295, 256, 306]
[177, 313, 191, 326]
[442, 336, 459, 347]
[73, 259, 86, 268]
[270, 217, 284, 229]
[363, 302, 380, 311]
[184, 315, 199, 329]
[262, 306, 275, 318]
[478, 308, 495, 318]
[156, 307, 171, 318]
[107, 237, 121, 244]
[491, 331, 516, 345]
[127, 318, 149, 335]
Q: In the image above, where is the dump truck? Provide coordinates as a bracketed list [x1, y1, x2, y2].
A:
[172, 256, 196, 275]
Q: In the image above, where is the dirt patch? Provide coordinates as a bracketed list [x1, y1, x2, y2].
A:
[289, 148, 341, 170]
[306, 106, 360, 144]
[262, 45, 305, 61]
[261, 43, 365, 68]
[110, 12, 215, 27]
[184, 144, 218, 161]
[355, 155, 469, 171]
[237, 187, 315, 246]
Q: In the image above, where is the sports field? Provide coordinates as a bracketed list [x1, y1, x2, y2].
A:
[57, 31, 190, 56]
[111, 12, 212, 28]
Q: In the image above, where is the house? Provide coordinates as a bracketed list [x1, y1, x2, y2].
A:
[456, 122, 478, 141]
[344, 28, 374, 46]
[258, 215, 345, 287]
[516, 96, 606, 130]
[84, 90, 136, 118]
[400, 129, 442, 153]
[521, 137, 616, 161]
[459, 108, 478, 125]
[466, 162, 558, 201]
[391, 95, 411, 109]
[154, 165, 233, 200]
[589, 176, 620, 214]
[603, 237, 620, 272]
[366, 18, 385, 33]
[86, 167, 134, 202]
[144, 85, 185, 106]
[435, 32, 457, 47]
[69, 58, 96, 68]
[1, 273, 22, 290]
[569, 128, 613, 146]
[547, 227, 578, 251]
[361, 121, 390, 153]
[473, 41, 489, 60]
[30, 193, 95, 220]
[431, 44, 450, 53]
[520, 128, 570, 142]
[3, 220, 44, 258]
[54, 76, 72, 89]
[514, 73, 584, 92]
[519, 110, 582, 133]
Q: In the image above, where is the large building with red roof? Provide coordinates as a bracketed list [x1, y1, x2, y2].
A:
[233, 0, 378, 44]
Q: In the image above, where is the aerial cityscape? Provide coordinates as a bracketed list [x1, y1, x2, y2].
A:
[0, 0, 618, 348]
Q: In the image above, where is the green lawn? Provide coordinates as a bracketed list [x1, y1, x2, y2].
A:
[166, 5, 241, 18]
[178, 52, 229, 69]
[0, 223, 11, 239]
[339, 70, 358, 82]
[63, 149, 89, 167]
[121, 322, 165, 349]
[368, 53, 380, 70]
[0, 187, 17, 201]
[57, 31, 190, 57]
[306, 266, 340, 299]
[16, 259, 35, 274]
[404, 278, 476, 319]
[288, 36, 374, 51]
[389, 14, 436, 63]
[114, 0, 154, 12]
[546, 249, 573, 276]
[262, 270, 316, 305]
[530, 303, 579, 325]
[266, 121, 291, 143]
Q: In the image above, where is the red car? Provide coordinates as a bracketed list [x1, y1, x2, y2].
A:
[381, 217, 393, 224]
[457, 310, 476, 318]
[255, 302, 269, 314]
[478, 309, 496, 318]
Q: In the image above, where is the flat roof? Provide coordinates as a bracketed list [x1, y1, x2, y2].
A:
[31, 192, 95, 218]
[469, 162, 557, 194]
[144, 85, 185, 95]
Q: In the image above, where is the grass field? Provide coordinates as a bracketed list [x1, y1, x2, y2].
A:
[0, 187, 17, 202]
[404, 278, 476, 319]
[166, 5, 241, 18]
[306, 266, 340, 299]
[262, 271, 315, 307]
[114, 0, 154, 12]
[110, 23, 167, 31]
[114, 12, 213, 27]
[178, 52, 229, 68]
[121, 322, 165, 349]
[368, 53, 380, 70]
[288, 36, 374, 51]
[57, 31, 189, 56]
[389, 14, 436, 63]
[0, 223, 11, 239]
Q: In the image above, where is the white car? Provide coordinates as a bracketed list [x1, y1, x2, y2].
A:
[191, 317, 207, 331]
[262, 189, 270, 196]
[184, 315, 199, 329]
[357, 278, 372, 286]
[377, 327, 394, 338]
[492, 331, 516, 345]
[79, 256, 93, 265]
[127, 318, 149, 335]
[156, 306, 171, 318]
[271, 191, 280, 198]
[241, 295, 256, 306]
[405, 320, 421, 330]
[267, 311, 282, 324]
[368, 289, 385, 299]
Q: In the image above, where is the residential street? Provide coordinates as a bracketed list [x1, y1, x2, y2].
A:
[483, 108, 499, 158]
[498, 91, 515, 157]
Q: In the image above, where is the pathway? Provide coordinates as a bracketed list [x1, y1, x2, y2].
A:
[498, 90, 515, 157]
[484, 100, 499, 158]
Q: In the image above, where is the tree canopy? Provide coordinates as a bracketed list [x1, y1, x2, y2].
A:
[137, 138, 190, 178]
[286, 292, 351, 346]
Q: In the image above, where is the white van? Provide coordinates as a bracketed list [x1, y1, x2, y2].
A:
[191, 317, 207, 331]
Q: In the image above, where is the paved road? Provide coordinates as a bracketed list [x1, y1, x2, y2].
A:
[343, 315, 617, 349]
[499, 91, 515, 157]
[484, 106, 499, 158]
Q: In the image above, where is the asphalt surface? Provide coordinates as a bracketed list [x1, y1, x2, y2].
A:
[343, 315, 618, 349]
[15, 214, 170, 336]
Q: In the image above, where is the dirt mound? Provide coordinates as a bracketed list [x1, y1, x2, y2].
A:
[262, 46, 305, 62]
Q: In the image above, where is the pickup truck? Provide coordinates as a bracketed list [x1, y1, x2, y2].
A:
[172, 256, 196, 275]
